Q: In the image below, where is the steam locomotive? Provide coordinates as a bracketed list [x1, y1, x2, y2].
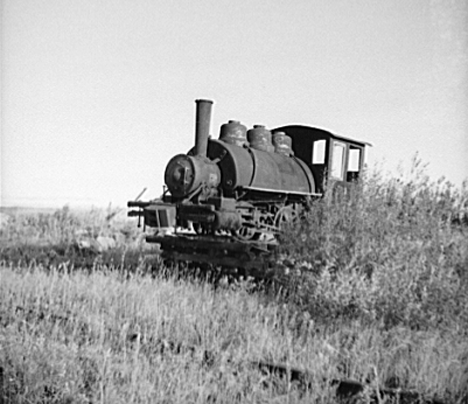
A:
[128, 99, 369, 272]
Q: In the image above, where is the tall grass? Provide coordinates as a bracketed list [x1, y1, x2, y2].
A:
[1, 266, 466, 403]
[0, 206, 150, 271]
[0, 266, 333, 403]
[0, 205, 135, 246]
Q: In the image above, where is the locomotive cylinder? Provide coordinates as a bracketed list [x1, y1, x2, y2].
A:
[214, 210, 242, 230]
[194, 99, 213, 158]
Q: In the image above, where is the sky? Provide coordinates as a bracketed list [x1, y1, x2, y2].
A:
[1, 0, 467, 208]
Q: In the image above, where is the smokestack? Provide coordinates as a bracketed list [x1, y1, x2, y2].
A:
[194, 99, 213, 158]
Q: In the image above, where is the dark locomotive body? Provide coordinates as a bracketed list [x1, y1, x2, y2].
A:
[128, 99, 369, 271]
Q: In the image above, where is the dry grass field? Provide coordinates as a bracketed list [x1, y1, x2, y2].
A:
[1, 166, 467, 403]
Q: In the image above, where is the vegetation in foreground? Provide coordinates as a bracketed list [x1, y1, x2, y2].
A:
[1, 266, 466, 403]
[280, 162, 468, 333]
[0, 205, 148, 271]
[1, 162, 467, 403]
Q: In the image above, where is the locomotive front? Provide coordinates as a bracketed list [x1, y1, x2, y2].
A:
[153, 99, 316, 237]
[164, 100, 221, 201]
[128, 99, 323, 269]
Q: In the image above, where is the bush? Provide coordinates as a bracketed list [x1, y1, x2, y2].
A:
[279, 162, 468, 330]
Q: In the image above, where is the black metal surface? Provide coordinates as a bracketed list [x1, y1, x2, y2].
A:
[194, 99, 213, 158]
[247, 125, 274, 152]
[249, 146, 314, 193]
[164, 154, 221, 198]
[206, 139, 316, 195]
[273, 125, 369, 193]
[272, 131, 293, 155]
[219, 120, 248, 146]
[178, 204, 216, 224]
[146, 233, 276, 270]
[146, 233, 274, 253]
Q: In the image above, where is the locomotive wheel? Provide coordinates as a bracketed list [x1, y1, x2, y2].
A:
[274, 206, 298, 230]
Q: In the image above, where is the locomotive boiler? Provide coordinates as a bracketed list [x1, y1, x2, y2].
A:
[128, 99, 369, 272]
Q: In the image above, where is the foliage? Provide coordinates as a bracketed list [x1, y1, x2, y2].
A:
[279, 159, 468, 330]
[0, 205, 154, 272]
[1, 205, 131, 244]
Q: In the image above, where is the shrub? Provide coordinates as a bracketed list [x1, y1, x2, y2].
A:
[279, 162, 468, 330]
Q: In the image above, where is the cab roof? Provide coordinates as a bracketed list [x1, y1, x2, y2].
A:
[273, 124, 372, 148]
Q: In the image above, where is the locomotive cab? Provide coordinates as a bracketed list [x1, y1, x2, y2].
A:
[273, 125, 371, 194]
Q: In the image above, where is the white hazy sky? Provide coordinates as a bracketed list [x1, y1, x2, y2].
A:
[1, 0, 467, 207]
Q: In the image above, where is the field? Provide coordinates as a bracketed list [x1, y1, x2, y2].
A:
[1, 166, 468, 403]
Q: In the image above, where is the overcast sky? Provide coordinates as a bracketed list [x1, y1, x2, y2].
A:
[1, 0, 467, 207]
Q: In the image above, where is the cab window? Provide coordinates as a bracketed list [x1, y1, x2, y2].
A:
[348, 148, 361, 172]
[331, 141, 346, 180]
[312, 139, 326, 164]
